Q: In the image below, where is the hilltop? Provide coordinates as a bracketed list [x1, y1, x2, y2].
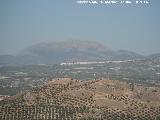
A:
[0, 78, 160, 120]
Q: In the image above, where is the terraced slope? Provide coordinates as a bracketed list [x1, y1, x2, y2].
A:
[0, 78, 160, 120]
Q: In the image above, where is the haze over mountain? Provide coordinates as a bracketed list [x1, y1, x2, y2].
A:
[0, 40, 158, 66]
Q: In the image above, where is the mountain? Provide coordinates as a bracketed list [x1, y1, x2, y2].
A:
[19, 40, 112, 64]
[147, 53, 160, 60]
[0, 55, 18, 66]
[111, 50, 145, 60]
[0, 40, 145, 66]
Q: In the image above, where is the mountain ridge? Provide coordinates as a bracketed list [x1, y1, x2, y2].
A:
[0, 40, 157, 66]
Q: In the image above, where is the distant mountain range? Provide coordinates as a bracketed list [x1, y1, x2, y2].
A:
[0, 40, 159, 66]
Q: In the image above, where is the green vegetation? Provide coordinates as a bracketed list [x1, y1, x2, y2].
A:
[0, 78, 160, 120]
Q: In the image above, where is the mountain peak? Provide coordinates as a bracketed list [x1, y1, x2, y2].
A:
[28, 40, 111, 52]
[0, 40, 147, 66]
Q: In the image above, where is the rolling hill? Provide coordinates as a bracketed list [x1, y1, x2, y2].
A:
[0, 78, 160, 119]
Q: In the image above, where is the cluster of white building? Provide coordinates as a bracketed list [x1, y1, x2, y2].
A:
[60, 60, 133, 66]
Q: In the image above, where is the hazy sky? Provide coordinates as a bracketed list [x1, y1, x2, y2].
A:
[0, 0, 160, 55]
